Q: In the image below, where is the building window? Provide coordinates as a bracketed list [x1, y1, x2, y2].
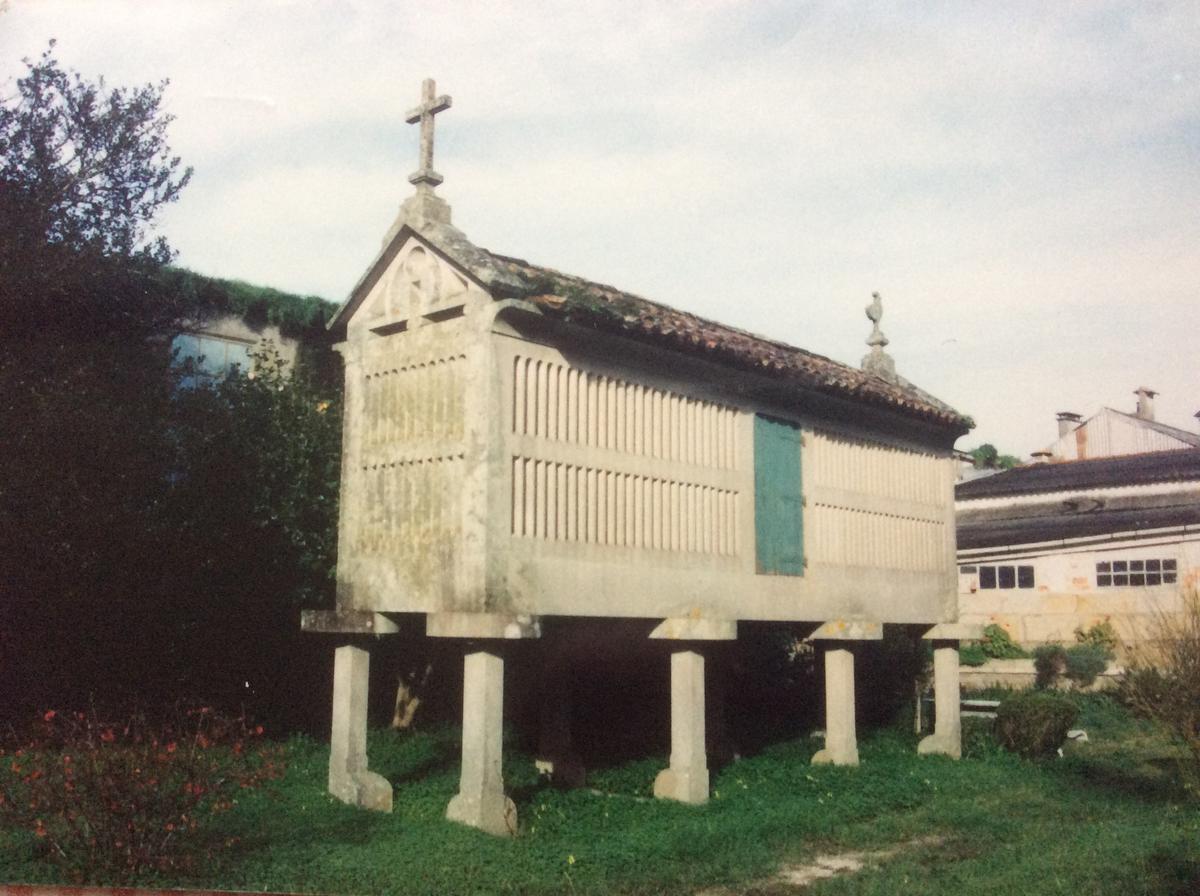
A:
[1096, 558, 1176, 588]
[976, 564, 1035, 590]
[173, 333, 255, 387]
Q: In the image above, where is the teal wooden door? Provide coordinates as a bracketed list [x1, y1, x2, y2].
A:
[754, 415, 804, 575]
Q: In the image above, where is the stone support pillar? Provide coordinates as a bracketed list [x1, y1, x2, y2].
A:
[446, 649, 517, 836]
[917, 623, 981, 760]
[653, 649, 710, 804]
[329, 644, 393, 811]
[812, 646, 859, 766]
[918, 640, 963, 758]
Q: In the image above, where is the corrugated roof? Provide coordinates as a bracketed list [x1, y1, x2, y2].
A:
[958, 496, 1200, 549]
[1107, 408, 1200, 448]
[956, 449, 1200, 500]
[485, 252, 972, 434]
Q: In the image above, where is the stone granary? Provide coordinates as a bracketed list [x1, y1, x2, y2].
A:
[302, 80, 976, 836]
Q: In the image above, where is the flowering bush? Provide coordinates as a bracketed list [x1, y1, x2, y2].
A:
[0, 706, 284, 883]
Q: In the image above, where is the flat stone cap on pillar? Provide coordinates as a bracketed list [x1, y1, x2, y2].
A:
[301, 610, 399, 635]
[649, 617, 737, 640]
[923, 623, 984, 640]
[806, 620, 883, 641]
[426, 612, 542, 639]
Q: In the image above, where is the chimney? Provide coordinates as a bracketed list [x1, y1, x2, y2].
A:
[1056, 411, 1082, 438]
[1030, 450, 1053, 464]
[1135, 387, 1158, 421]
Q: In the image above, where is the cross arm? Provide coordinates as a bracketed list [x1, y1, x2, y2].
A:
[406, 95, 452, 123]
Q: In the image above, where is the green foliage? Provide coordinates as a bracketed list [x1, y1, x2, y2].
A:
[978, 623, 1028, 659]
[0, 46, 341, 727]
[162, 268, 335, 340]
[0, 43, 207, 723]
[1033, 640, 1112, 690]
[167, 343, 341, 609]
[1075, 619, 1120, 657]
[968, 444, 1022, 471]
[6, 701, 1198, 895]
[1033, 643, 1067, 689]
[1064, 644, 1110, 689]
[0, 707, 282, 883]
[993, 691, 1078, 759]
[960, 716, 1003, 759]
[959, 643, 988, 667]
[1, 41, 193, 339]
[1119, 590, 1200, 795]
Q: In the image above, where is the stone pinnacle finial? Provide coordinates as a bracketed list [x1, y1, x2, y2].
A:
[861, 291, 898, 382]
[396, 78, 453, 230]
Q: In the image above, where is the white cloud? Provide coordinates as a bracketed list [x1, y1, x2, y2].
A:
[3, 0, 1198, 454]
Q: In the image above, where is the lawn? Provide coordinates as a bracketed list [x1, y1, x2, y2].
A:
[2, 695, 1197, 895]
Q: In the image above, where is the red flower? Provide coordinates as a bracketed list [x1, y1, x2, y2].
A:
[42, 710, 56, 722]
[100, 729, 115, 743]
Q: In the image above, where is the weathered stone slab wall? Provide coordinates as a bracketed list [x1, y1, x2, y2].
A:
[959, 539, 1200, 648]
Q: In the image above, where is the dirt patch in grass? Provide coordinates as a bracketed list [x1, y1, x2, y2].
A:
[697, 835, 945, 894]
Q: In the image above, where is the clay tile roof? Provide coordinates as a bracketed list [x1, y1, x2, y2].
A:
[485, 251, 972, 434]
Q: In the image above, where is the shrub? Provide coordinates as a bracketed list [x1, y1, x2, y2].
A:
[961, 716, 1004, 760]
[959, 643, 988, 667]
[1119, 589, 1200, 795]
[0, 706, 284, 883]
[993, 692, 1079, 759]
[1064, 643, 1110, 688]
[1074, 619, 1120, 657]
[979, 623, 1028, 659]
[1033, 644, 1067, 689]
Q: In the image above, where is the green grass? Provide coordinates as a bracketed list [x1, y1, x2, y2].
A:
[2, 697, 1198, 895]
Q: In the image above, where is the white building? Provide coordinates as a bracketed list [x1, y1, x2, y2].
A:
[1042, 388, 1200, 462]
[957, 449, 1200, 647]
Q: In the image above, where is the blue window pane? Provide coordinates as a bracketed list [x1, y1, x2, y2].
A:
[172, 333, 201, 361]
[226, 341, 254, 373]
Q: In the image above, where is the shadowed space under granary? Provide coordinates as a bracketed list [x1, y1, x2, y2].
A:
[379, 618, 833, 775]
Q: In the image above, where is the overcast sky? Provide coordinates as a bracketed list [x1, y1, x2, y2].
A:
[3, 1, 1197, 456]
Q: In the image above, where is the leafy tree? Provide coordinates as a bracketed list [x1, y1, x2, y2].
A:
[0, 43, 195, 718]
[969, 443, 1022, 470]
[0, 45, 340, 731]
[1, 40, 193, 338]
[157, 345, 341, 724]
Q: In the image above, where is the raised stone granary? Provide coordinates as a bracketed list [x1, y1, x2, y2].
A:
[302, 79, 978, 836]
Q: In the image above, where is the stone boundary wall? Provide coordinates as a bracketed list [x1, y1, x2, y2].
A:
[958, 658, 1123, 691]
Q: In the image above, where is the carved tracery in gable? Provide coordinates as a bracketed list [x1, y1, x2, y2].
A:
[359, 239, 472, 330]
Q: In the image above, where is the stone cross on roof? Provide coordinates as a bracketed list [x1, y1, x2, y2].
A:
[406, 78, 452, 188]
[861, 291, 898, 383]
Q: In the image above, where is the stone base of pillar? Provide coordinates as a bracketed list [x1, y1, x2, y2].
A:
[811, 745, 860, 765]
[917, 733, 961, 759]
[653, 765, 710, 804]
[331, 769, 394, 812]
[446, 790, 518, 837]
